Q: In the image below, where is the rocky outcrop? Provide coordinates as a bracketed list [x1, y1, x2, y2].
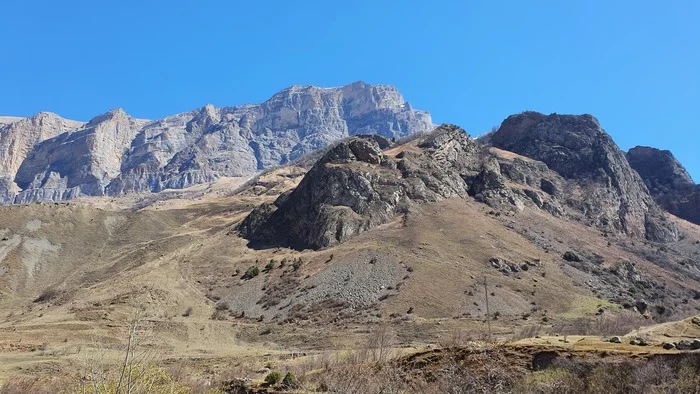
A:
[1, 82, 433, 203]
[489, 112, 677, 242]
[239, 124, 571, 249]
[14, 109, 147, 203]
[627, 146, 700, 225]
[240, 114, 684, 250]
[0, 113, 85, 203]
[239, 125, 485, 249]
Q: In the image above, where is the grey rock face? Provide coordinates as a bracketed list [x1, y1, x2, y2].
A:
[240, 115, 685, 250]
[239, 124, 487, 249]
[627, 146, 700, 226]
[239, 124, 569, 250]
[1, 82, 433, 203]
[14, 109, 147, 203]
[107, 83, 431, 195]
[489, 112, 677, 242]
[0, 113, 85, 203]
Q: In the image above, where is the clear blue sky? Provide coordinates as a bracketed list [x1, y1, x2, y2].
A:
[2, 1, 698, 179]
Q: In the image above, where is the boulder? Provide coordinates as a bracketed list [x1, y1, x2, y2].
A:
[635, 299, 649, 314]
[692, 339, 700, 350]
[563, 251, 582, 263]
[675, 340, 693, 351]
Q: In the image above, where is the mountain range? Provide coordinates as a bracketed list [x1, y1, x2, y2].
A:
[0, 82, 432, 204]
[3, 82, 699, 231]
[2, 83, 700, 389]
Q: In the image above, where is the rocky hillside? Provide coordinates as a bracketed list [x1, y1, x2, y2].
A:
[0, 82, 432, 204]
[627, 146, 700, 225]
[488, 112, 677, 242]
[240, 125, 485, 249]
[2, 111, 700, 386]
[241, 113, 679, 250]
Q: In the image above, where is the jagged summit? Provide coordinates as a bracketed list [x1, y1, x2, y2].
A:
[0, 112, 86, 202]
[627, 146, 700, 225]
[84, 108, 133, 126]
[0, 83, 433, 203]
[627, 146, 694, 188]
[488, 112, 677, 242]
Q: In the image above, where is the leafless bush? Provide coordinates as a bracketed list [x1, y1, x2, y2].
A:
[553, 311, 647, 337]
[72, 308, 193, 394]
[440, 327, 474, 348]
[515, 367, 585, 394]
[366, 323, 396, 363]
[431, 352, 518, 394]
[0, 376, 72, 394]
[511, 325, 543, 341]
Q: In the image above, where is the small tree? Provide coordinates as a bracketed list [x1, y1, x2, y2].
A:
[282, 372, 297, 388]
[263, 260, 275, 273]
[243, 266, 259, 279]
[292, 258, 303, 271]
[264, 371, 282, 386]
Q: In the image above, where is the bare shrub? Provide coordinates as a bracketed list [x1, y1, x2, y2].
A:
[632, 357, 675, 393]
[366, 323, 396, 363]
[516, 368, 585, 394]
[69, 308, 193, 394]
[0, 376, 72, 394]
[431, 352, 518, 394]
[587, 363, 637, 394]
[312, 364, 412, 394]
[675, 364, 700, 393]
[511, 325, 543, 341]
[554, 311, 648, 337]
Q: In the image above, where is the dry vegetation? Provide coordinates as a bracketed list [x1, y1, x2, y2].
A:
[1, 153, 700, 390]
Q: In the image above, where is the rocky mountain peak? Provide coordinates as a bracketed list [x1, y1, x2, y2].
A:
[489, 112, 677, 242]
[16, 112, 82, 138]
[490, 112, 609, 179]
[1, 83, 432, 203]
[0, 112, 86, 202]
[13, 107, 147, 202]
[627, 146, 700, 226]
[85, 108, 132, 127]
[627, 146, 694, 189]
[340, 81, 405, 113]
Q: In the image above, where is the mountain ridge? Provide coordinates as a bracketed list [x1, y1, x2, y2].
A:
[0, 82, 433, 204]
[240, 113, 680, 251]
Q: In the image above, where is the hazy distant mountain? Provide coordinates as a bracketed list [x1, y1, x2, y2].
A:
[0, 82, 433, 203]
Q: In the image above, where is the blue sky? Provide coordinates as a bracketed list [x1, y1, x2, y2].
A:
[1, 1, 698, 179]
